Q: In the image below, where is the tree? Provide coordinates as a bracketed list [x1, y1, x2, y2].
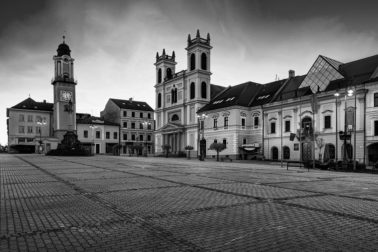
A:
[209, 143, 226, 161]
[184, 145, 194, 159]
[162, 144, 171, 158]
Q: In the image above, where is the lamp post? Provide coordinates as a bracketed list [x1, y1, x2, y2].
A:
[37, 119, 47, 154]
[334, 88, 354, 169]
[142, 121, 151, 157]
[89, 124, 97, 155]
[197, 113, 207, 160]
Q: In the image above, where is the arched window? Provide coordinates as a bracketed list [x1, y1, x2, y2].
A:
[190, 82, 195, 99]
[171, 86, 177, 103]
[171, 114, 179, 121]
[157, 93, 162, 108]
[301, 117, 313, 136]
[201, 82, 207, 99]
[271, 147, 278, 160]
[166, 68, 172, 80]
[201, 53, 207, 70]
[324, 144, 335, 162]
[283, 146, 290, 159]
[157, 68, 162, 83]
[190, 53, 196, 71]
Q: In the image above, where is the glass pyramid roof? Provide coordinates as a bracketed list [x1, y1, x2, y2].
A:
[299, 55, 344, 93]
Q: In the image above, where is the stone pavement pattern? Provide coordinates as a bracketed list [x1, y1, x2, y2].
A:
[1, 154, 378, 251]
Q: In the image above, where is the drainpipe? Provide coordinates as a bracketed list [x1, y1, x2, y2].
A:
[363, 85, 366, 166]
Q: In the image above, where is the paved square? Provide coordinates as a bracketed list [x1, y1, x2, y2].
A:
[1, 154, 378, 251]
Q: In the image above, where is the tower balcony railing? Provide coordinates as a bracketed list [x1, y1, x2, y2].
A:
[51, 76, 77, 84]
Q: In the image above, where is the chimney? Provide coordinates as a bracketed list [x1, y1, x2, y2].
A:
[43, 100, 46, 103]
[289, 70, 295, 78]
[129, 97, 133, 102]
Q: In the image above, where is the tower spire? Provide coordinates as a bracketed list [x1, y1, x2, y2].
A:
[172, 51, 175, 60]
[62, 35, 66, 44]
[196, 29, 200, 38]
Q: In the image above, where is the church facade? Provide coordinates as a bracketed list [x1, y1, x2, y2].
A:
[154, 30, 225, 155]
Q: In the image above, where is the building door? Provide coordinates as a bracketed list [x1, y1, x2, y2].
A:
[271, 147, 278, 160]
[302, 142, 312, 161]
[368, 143, 378, 165]
[96, 144, 100, 154]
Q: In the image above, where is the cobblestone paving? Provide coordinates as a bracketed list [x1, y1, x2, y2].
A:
[1, 154, 378, 251]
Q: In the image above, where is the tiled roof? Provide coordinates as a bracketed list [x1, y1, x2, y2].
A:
[11, 98, 53, 111]
[198, 82, 260, 113]
[76, 114, 119, 126]
[210, 84, 227, 99]
[272, 75, 307, 101]
[110, 98, 154, 112]
[250, 80, 285, 106]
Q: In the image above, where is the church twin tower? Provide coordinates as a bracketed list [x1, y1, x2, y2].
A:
[154, 30, 212, 154]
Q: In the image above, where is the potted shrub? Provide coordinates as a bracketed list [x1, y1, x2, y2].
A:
[209, 143, 226, 161]
[184, 145, 194, 159]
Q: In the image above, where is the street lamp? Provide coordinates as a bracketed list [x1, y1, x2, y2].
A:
[142, 121, 151, 157]
[197, 113, 207, 160]
[334, 88, 355, 169]
[37, 119, 47, 154]
[89, 124, 97, 155]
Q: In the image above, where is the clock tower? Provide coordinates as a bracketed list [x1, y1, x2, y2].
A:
[52, 36, 77, 141]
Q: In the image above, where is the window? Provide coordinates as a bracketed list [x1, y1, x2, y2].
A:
[27, 115, 33, 122]
[271, 122, 276, 134]
[139, 135, 144, 141]
[224, 117, 228, 129]
[223, 139, 227, 147]
[106, 132, 110, 139]
[171, 87, 177, 103]
[19, 126, 24, 133]
[190, 53, 195, 70]
[241, 118, 246, 128]
[132, 134, 135, 141]
[171, 114, 179, 121]
[147, 135, 151, 141]
[123, 134, 127, 140]
[214, 139, 217, 143]
[285, 120, 290, 132]
[140, 123, 143, 129]
[201, 53, 207, 70]
[374, 93, 378, 107]
[123, 122, 127, 128]
[166, 68, 172, 80]
[140, 112, 143, 118]
[283, 146, 290, 159]
[190, 82, 195, 99]
[158, 93, 162, 108]
[375, 121, 378, 136]
[36, 126, 41, 134]
[19, 114, 24, 122]
[26, 126, 33, 134]
[36, 116, 42, 122]
[96, 131, 101, 139]
[113, 132, 117, 139]
[131, 122, 135, 129]
[158, 68, 162, 83]
[123, 111, 127, 117]
[147, 123, 152, 130]
[201, 82, 207, 99]
[84, 130, 88, 138]
[148, 113, 151, 119]
[243, 138, 247, 145]
[254, 117, 259, 128]
[132, 112, 135, 117]
[213, 118, 218, 129]
[324, 115, 331, 129]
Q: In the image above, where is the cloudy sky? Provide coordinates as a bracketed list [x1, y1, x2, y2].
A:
[1, 0, 378, 145]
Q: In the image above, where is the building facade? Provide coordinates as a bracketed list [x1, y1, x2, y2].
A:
[101, 98, 155, 155]
[76, 113, 120, 155]
[6, 98, 58, 153]
[198, 53, 378, 166]
[154, 30, 225, 156]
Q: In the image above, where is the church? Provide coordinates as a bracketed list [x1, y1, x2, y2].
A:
[154, 30, 225, 156]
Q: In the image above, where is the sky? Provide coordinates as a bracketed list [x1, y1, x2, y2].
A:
[1, 0, 378, 146]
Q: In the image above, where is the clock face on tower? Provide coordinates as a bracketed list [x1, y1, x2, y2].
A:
[60, 90, 73, 102]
